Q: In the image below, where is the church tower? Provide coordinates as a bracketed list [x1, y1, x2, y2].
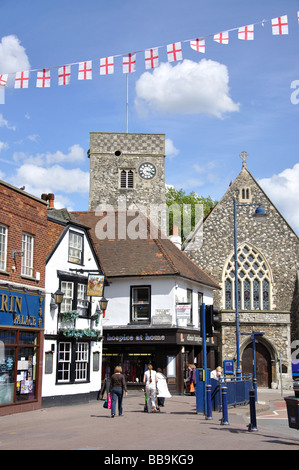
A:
[88, 132, 166, 211]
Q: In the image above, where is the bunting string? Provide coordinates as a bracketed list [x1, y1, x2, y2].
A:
[0, 12, 297, 90]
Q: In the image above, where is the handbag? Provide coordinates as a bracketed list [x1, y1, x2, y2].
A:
[103, 399, 108, 409]
[190, 382, 195, 393]
[108, 393, 112, 409]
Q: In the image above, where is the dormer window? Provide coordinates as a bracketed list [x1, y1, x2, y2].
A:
[68, 231, 83, 264]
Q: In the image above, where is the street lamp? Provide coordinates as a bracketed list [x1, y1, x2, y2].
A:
[233, 198, 267, 380]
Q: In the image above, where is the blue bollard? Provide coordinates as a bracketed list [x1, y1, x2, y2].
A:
[248, 389, 258, 431]
[220, 386, 229, 425]
[206, 384, 212, 420]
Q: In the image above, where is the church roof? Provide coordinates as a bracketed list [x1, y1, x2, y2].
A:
[72, 210, 220, 289]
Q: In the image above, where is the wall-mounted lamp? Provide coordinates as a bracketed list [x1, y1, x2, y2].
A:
[50, 289, 64, 310]
[12, 250, 24, 260]
[98, 296, 108, 318]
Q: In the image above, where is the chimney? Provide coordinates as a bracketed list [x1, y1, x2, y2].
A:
[40, 193, 55, 208]
[170, 225, 181, 250]
[48, 193, 55, 208]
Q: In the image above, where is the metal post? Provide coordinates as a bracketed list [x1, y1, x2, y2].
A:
[233, 198, 241, 380]
[252, 334, 257, 402]
[206, 384, 212, 420]
[220, 386, 229, 425]
[248, 389, 258, 431]
[126, 73, 129, 133]
[202, 303, 207, 414]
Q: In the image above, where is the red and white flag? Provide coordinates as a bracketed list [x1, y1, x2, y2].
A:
[78, 61, 92, 80]
[58, 65, 71, 85]
[167, 42, 183, 62]
[214, 31, 229, 44]
[145, 48, 159, 69]
[123, 53, 136, 73]
[0, 74, 8, 87]
[190, 38, 205, 53]
[297, 11, 299, 23]
[15, 71, 29, 89]
[272, 15, 288, 35]
[100, 57, 114, 75]
[238, 25, 254, 40]
[36, 68, 50, 88]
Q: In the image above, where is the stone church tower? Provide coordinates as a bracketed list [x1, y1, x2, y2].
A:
[183, 153, 299, 389]
[88, 132, 166, 212]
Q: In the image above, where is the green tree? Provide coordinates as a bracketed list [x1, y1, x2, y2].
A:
[165, 187, 217, 242]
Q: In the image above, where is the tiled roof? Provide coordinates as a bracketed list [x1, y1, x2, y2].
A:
[72, 210, 220, 289]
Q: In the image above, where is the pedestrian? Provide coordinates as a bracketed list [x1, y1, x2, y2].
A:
[189, 364, 196, 395]
[109, 365, 128, 418]
[210, 366, 223, 380]
[156, 368, 171, 408]
[143, 364, 158, 413]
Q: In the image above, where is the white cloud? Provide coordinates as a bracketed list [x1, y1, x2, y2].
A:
[13, 144, 85, 166]
[258, 163, 299, 234]
[10, 164, 89, 196]
[0, 142, 8, 152]
[0, 35, 30, 81]
[165, 138, 179, 159]
[0, 113, 16, 131]
[135, 59, 240, 118]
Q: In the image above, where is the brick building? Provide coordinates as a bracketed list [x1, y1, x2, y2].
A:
[0, 180, 48, 415]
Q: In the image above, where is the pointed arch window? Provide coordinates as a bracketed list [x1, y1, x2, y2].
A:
[224, 244, 271, 310]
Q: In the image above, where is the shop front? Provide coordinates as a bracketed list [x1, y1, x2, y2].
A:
[0, 287, 45, 415]
[102, 327, 217, 394]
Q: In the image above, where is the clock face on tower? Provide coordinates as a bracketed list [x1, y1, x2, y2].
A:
[138, 162, 156, 180]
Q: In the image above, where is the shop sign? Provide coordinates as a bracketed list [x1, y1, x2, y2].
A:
[0, 288, 44, 329]
[178, 332, 202, 344]
[106, 332, 166, 343]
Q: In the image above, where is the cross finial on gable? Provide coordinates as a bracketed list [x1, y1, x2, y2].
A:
[240, 150, 249, 168]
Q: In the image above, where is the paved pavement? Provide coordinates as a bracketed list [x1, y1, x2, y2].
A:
[0, 388, 298, 452]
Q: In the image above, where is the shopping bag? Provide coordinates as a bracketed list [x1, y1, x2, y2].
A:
[190, 382, 195, 393]
[108, 393, 112, 409]
[103, 399, 108, 409]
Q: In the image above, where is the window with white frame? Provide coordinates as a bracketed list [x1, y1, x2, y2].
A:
[57, 342, 71, 382]
[0, 224, 8, 271]
[57, 341, 89, 383]
[60, 280, 89, 316]
[224, 243, 271, 311]
[75, 343, 89, 381]
[21, 232, 34, 276]
[68, 231, 83, 264]
[120, 169, 134, 189]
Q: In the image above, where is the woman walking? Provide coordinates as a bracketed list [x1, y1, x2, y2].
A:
[143, 364, 158, 413]
[109, 366, 128, 418]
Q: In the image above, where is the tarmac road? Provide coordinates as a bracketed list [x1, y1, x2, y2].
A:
[0, 388, 298, 453]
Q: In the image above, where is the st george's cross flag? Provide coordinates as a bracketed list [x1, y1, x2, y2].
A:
[58, 65, 71, 85]
[214, 31, 229, 44]
[272, 15, 288, 35]
[167, 42, 183, 62]
[0, 74, 8, 87]
[15, 71, 29, 88]
[36, 69, 51, 87]
[100, 57, 114, 75]
[145, 48, 159, 69]
[238, 25, 254, 40]
[78, 61, 92, 80]
[190, 38, 205, 53]
[123, 53, 136, 73]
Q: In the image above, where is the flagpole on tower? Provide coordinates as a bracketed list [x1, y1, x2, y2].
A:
[126, 73, 129, 133]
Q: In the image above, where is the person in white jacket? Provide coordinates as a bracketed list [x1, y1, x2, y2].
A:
[143, 364, 158, 413]
[156, 368, 172, 407]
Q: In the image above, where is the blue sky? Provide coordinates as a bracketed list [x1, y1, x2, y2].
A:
[0, 0, 299, 234]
